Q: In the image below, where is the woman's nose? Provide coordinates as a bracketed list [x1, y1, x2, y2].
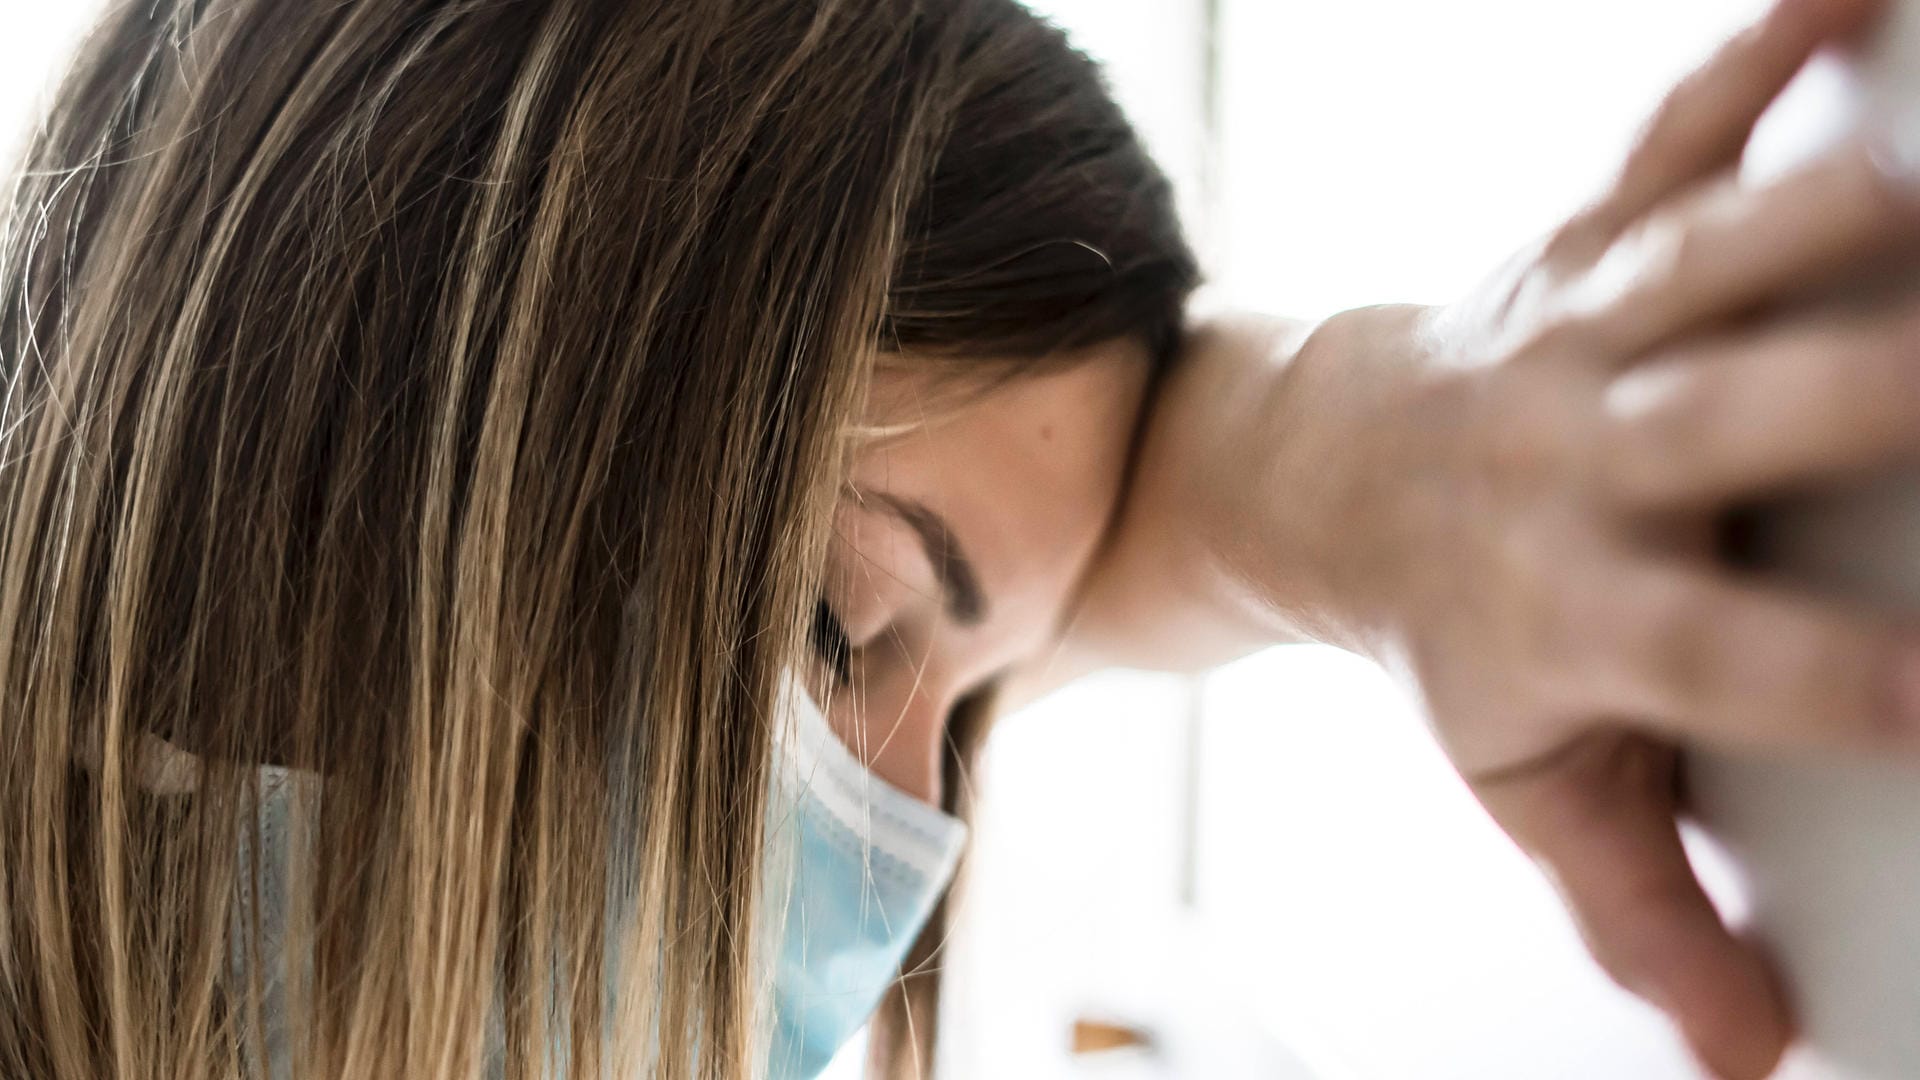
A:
[839, 674, 956, 807]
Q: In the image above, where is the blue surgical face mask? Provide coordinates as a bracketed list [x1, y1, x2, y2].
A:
[762, 674, 968, 1080]
[229, 673, 962, 1080]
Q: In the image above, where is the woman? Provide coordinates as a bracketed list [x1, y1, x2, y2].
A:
[3, 0, 1916, 1077]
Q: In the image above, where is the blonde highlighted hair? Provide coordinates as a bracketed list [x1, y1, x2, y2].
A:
[0, 0, 1195, 1076]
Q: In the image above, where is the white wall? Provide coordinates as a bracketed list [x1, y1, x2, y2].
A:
[1213, 0, 1770, 317]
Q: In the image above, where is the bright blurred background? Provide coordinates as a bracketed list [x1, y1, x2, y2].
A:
[0, 2, 1774, 1078]
[932, 3, 1772, 1079]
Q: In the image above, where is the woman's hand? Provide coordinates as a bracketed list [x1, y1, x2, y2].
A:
[1262, 0, 1920, 1075]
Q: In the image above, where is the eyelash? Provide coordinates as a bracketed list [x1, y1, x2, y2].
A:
[810, 599, 853, 685]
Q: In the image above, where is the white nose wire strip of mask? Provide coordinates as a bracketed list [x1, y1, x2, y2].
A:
[773, 674, 968, 885]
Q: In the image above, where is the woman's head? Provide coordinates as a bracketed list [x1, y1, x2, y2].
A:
[0, 0, 1194, 1076]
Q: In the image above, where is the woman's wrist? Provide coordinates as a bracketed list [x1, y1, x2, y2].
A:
[1195, 303, 1446, 665]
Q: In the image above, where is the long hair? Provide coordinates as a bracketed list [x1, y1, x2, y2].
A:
[0, 1, 1196, 1077]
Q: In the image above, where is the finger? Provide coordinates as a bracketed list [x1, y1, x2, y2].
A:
[1600, 300, 1920, 508]
[1600, 558, 1920, 753]
[1561, 138, 1920, 365]
[1477, 736, 1791, 1080]
[1571, 0, 1884, 248]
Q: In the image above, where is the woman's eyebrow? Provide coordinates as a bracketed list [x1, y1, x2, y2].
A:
[867, 491, 988, 626]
